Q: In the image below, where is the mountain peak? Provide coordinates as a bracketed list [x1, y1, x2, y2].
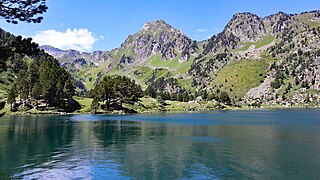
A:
[233, 12, 258, 18]
[142, 19, 172, 31]
[264, 11, 290, 20]
[116, 19, 195, 61]
[225, 12, 266, 42]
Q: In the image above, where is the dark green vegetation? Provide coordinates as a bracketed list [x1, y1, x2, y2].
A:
[89, 75, 143, 113]
[0, 29, 79, 113]
[0, 0, 47, 24]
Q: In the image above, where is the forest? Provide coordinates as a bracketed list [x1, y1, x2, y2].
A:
[0, 29, 80, 113]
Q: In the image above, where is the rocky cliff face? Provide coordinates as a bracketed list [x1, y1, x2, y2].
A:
[225, 12, 267, 42]
[113, 20, 198, 62]
[264, 12, 294, 34]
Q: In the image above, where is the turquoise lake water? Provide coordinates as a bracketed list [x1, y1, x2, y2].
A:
[0, 109, 320, 179]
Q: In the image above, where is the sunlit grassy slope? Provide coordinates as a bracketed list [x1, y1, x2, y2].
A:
[236, 35, 275, 51]
[210, 59, 268, 101]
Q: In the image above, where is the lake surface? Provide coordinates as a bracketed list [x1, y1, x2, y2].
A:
[1, 109, 320, 179]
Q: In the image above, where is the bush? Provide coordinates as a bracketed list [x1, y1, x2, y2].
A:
[271, 78, 281, 89]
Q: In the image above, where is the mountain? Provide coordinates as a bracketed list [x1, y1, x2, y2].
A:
[116, 19, 198, 61]
[40, 45, 106, 63]
[44, 10, 320, 108]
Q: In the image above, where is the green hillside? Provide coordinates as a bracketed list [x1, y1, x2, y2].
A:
[210, 59, 268, 101]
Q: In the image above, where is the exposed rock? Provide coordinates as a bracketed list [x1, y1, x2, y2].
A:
[225, 12, 267, 42]
[118, 20, 198, 61]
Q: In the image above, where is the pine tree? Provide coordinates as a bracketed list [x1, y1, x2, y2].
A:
[31, 82, 42, 108]
[63, 79, 75, 99]
[92, 75, 143, 111]
[145, 86, 156, 98]
[7, 86, 17, 110]
[91, 97, 100, 114]
[16, 70, 29, 102]
[39, 61, 55, 104]
[0, 0, 48, 24]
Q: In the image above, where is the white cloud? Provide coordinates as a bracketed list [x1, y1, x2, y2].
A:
[32, 28, 98, 52]
[196, 28, 208, 33]
[207, 35, 214, 39]
[99, 35, 104, 40]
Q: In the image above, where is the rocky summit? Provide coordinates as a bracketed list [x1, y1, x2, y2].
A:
[43, 10, 320, 107]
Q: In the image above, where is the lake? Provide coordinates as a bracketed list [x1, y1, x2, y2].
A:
[1, 109, 320, 179]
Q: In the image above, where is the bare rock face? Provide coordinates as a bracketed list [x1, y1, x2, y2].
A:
[246, 75, 273, 99]
[120, 20, 198, 61]
[301, 63, 320, 90]
[203, 12, 270, 55]
[224, 13, 267, 42]
[264, 12, 293, 34]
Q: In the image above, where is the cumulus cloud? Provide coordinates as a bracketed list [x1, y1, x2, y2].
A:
[196, 28, 208, 33]
[32, 28, 98, 52]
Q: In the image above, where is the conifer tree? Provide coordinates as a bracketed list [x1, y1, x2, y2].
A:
[91, 97, 100, 114]
[63, 79, 76, 99]
[0, 0, 48, 24]
[31, 82, 42, 108]
[7, 86, 17, 110]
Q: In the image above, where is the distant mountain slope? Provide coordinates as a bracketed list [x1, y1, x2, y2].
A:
[43, 10, 320, 107]
[40, 45, 106, 63]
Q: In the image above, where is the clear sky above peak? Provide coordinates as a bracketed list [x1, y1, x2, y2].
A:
[0, 0, 319, 52]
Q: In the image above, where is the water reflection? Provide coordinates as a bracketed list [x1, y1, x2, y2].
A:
[0, 115, 75, 179]
[0, 110, 319, 179]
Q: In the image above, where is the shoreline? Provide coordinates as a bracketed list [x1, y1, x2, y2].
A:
[1, 105, 319, 117]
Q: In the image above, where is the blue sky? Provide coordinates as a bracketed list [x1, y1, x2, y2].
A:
[0, 0, 319, 51]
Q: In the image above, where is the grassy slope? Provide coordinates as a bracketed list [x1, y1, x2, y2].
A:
[147, 54, 194, 74]
[235, 35, 275, 51]
[294, 13, 320, 28]
[210, 59, 268, 101]
[74, 97, 93, 113]
[103, 54, 195, 90]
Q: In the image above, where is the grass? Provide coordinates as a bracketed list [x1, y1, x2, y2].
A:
[255, 35, 275, 49]
[294, 13, 320, 28]
[210, 59, 268, 101]
[137, 97, 219, 112]
[109, 54, 195, 90]
[74, 97, 93, 113]
[237, 42, 254, 51]
[147, 54, 193, 74]
[235, 35, 275, 52]
[260, 53, 278, 65]
[177, 78, 194, 91]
